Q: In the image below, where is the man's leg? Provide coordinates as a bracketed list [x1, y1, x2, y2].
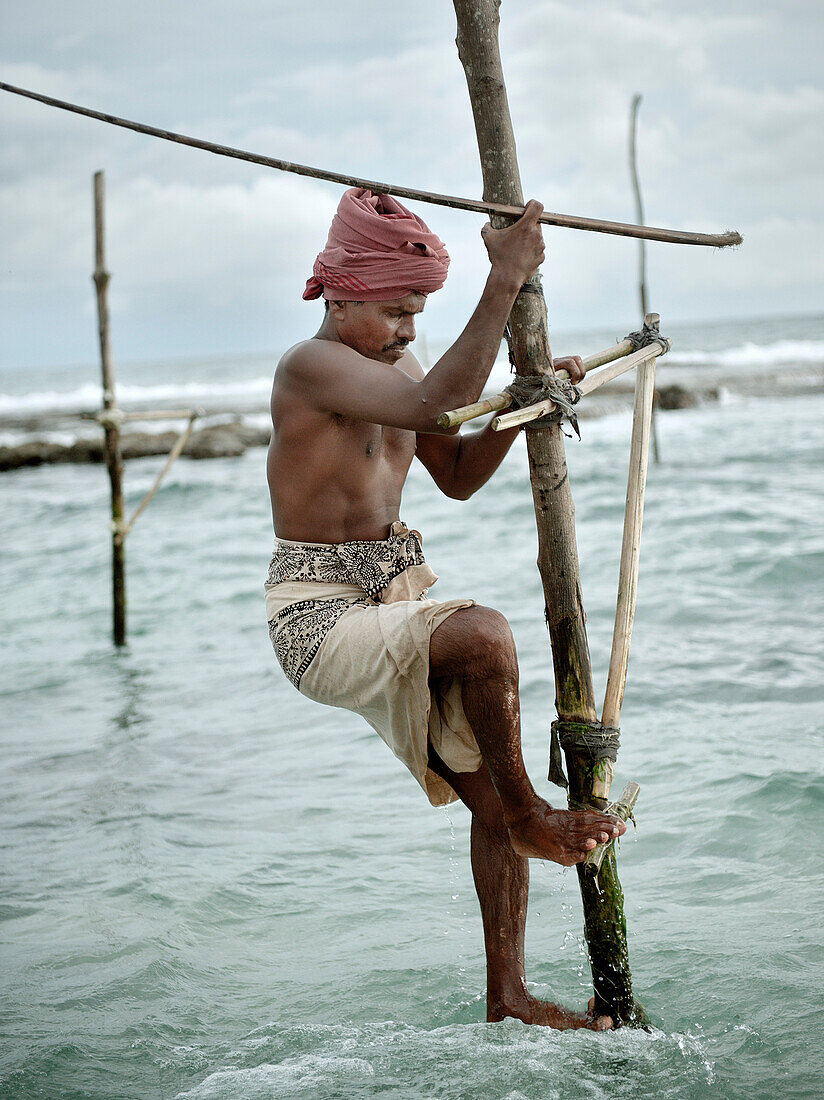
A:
[429, 605, 624, 863]
[427, 747, 611, 1030]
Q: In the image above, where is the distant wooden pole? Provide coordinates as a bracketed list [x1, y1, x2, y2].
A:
[629, 95, 660, 464]
[453, 0, 647, 1026]
[629, 96, 648, 319]
[93, 170, 126, 646]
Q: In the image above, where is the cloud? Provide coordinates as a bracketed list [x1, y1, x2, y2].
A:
[1, 0, 822, 366]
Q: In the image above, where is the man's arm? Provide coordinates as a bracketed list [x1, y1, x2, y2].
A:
[280, 203, 547, 432]
[414, 356, 584, 499]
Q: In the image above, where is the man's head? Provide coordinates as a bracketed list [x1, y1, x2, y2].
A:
[304, 189, 449, 305]
[325, 292, 427, 365]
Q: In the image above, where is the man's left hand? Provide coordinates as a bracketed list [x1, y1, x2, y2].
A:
[555, 355, 585, 384]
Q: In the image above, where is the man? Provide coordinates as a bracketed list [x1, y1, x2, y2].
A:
[265, 189, 625, 1030]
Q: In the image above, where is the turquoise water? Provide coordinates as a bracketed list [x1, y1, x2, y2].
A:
[2, 318, 823, 1098]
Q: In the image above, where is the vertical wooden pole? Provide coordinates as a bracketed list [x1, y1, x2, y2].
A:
[453, 0, 647, 1025]
[629, 95, 660, 464]
[93, 170, 126, 646]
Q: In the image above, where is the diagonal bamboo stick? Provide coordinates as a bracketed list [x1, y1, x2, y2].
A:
[0, 80, 742, 249]
[115, 412, 199, 544]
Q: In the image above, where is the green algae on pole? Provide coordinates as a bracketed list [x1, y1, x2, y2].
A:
[0, 80, 741, 250]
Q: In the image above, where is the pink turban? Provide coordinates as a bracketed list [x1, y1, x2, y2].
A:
[303, 188, 450, 302]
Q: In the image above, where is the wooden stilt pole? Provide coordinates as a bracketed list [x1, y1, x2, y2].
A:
[629, 95, 660, 464]
[453, 0, 647, 1026]
[93, 170, 126, 646]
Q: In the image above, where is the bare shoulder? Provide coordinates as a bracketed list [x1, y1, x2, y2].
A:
[275, 337, 352, 384]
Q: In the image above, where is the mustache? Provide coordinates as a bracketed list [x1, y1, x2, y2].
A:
[383, 339, 410, 351]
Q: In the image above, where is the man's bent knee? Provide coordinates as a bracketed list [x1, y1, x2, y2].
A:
[455, 605, 517, 680]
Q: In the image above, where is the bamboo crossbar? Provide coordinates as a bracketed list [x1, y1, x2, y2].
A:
[0, 81, 742, 249]
[490, 340, 668, 431]
[437, 336, 636, 428]
[120, 407, 202, 422]
[92, 406, 202, 426]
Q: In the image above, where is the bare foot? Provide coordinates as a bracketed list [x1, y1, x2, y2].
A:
[506, 796, 625, 865]
[489, 992, 612, 1030]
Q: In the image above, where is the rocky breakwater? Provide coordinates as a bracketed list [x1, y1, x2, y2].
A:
[0, 419, 271, 473]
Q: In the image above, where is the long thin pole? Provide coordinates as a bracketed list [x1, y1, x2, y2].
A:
[602, 351, 657, 728]
[93, 170, 126, 646]
[629, 96, 648, 318]
[629, 95, 660, 463]
[584, 352, 657, 876]
[0, 81, 741, 249]
[453, 0, 646, 1027]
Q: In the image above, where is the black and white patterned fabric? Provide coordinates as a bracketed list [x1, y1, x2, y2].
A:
[266, 524, 426, 600]
[266, 523, 425, 689]
[268, 596, 370, 688]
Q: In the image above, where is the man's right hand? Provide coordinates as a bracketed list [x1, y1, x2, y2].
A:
[481, 200, 546, 287]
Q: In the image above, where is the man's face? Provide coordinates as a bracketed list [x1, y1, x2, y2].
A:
[329, 293, 427, 365]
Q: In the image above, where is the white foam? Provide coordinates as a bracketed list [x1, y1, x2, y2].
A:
[0, 377, 273, 416]
[667, 339, 824, 367]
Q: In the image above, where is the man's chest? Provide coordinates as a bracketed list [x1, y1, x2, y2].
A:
[332, 415, 415, 469]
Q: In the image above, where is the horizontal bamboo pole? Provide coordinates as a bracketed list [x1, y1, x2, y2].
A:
[0, 81, 742, 249]
[437, 391, 512, 429]
[490, 341, 668, 431]
[85, 406, 202, 423]
[120, 407, 203, 422]
[438, 336, 636, 429]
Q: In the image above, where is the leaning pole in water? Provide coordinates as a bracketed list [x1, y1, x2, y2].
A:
[452, 0, 648, 1026]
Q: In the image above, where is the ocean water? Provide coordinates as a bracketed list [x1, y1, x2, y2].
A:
[1, 315, 823, 1099]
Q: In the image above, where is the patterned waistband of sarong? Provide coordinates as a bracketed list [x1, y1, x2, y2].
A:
[267, 520, 427, 600]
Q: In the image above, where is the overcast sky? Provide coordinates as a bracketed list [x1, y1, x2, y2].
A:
[1, 0, 822, 370]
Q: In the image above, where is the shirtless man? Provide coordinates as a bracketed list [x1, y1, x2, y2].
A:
[266, 189, 625, 1030]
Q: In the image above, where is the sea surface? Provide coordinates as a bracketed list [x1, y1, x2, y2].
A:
[1, 314, 823, 1099]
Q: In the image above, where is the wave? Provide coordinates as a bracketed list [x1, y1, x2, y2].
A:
[1, 339, 821, 418]
[0, 377, 273, 416]
[667, 339, 824, 367]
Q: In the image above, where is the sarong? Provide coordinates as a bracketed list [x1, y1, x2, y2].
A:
[264, 521, 482, 806]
